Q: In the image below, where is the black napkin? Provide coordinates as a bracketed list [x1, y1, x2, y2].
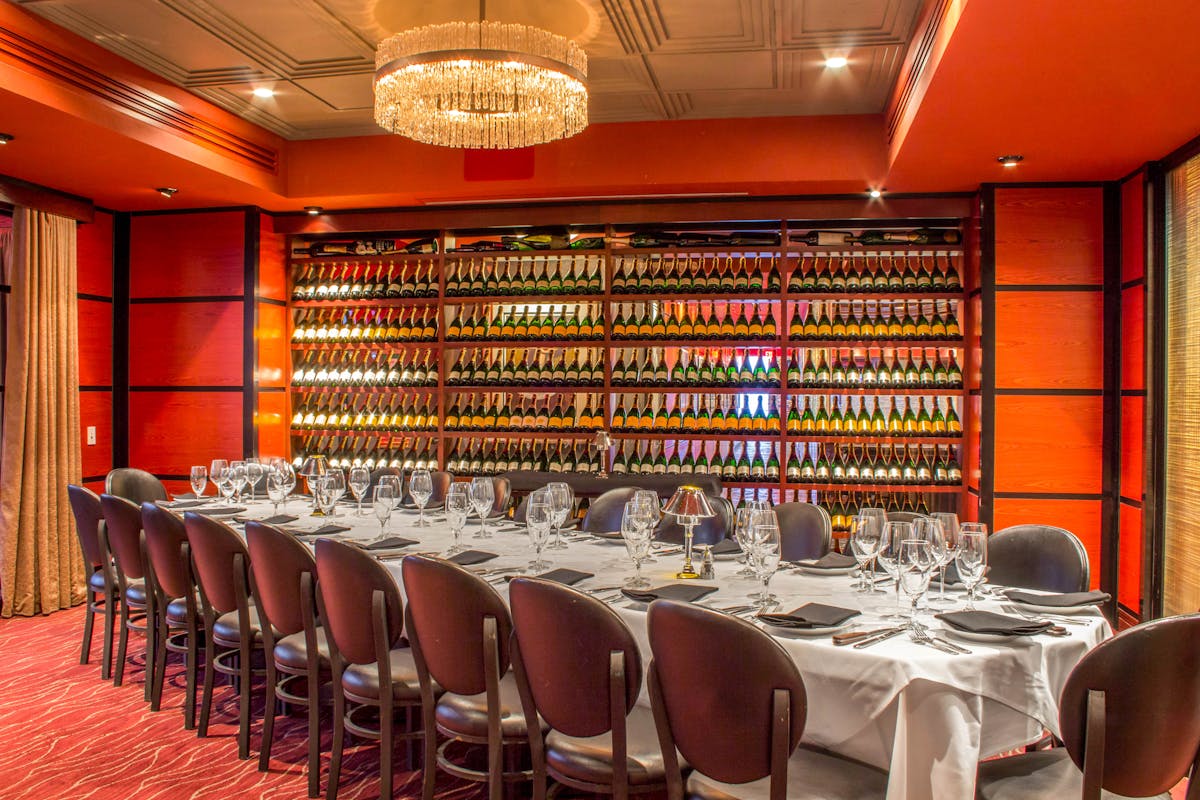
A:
[936, 610, 1051, 636]
[620, 583, 718, 603]
[234, 514, 299, 525]
[309, 523, 352, 536]
[795, 552, 858, 570]
[758, 603, 861, 629]
[163, 499, 207, 509]
[1005, 589, 1111, 608]
[448, 550, 499, 566]
[359, 536, 419, 552]
[196, 506, 246, 516]
[172, 493, 199, 499]
[710, 539, 743, 556]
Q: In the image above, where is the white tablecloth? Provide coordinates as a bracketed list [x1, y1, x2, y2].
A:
[217, 497, 1111, 800]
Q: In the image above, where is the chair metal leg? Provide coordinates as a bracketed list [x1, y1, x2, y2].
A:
[421, 701, 438, 800]
[198, 630, 216, 738]
[114, 603, 130, 687]
[238, 642, 253, 760]
[143, 598, 156, 703]
[184, 617, 199, 730]
[327, 691, 346, 800]
[259, 662, 278, 772]
[307, 679, 321, 798]
[101, 597, 116, 681]
[380, 703, 394, 800]
[80, 595, 95, 665]
[151, 616, 169, 711]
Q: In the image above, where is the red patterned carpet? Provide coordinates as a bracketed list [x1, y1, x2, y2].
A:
[0, 605, 485, 800]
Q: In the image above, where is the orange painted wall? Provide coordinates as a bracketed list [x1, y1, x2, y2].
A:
[76, 210, 114, 483]
[1118, 172, 1146, 614]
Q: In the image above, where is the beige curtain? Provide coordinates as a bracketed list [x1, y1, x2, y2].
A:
[0, 208, 84, 617]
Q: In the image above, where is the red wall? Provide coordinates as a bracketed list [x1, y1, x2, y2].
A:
[256, 212, 289, 460]
[989, 186, 1107, 589]
[76, 210, 114, 494]
[1118, 173, 1146, 616]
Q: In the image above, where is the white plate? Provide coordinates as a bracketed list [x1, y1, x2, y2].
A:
[758, 618, 854, 637]
[793, 565, 858, 576]
[942, 628, 1029, 644]
[1006, 599, 1100, 616]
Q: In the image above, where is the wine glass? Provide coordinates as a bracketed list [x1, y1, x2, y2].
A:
[378, 474, 402, 509]
[928, 512, 961, 607]
[210, 458, 229, 491]
[747, 509, 781, 609]
[848, 513, 884, 592]
[245, 458, 265, 502]
[957, 531, 988, 610]
[266, 471, 288, 515]
[189, 466, 208, 499]
[545, 482, 574, 550]
[630, 490, 662, 561]
[621, 499, 653, 588]
[525, 489, 554, 571]
[469, 477, 495, 538]
[274, 460, 297, 508]
[372, 483, 395, 535]
[229, 460, 248, 502]
[898, 539, 935, 621]
[733, 498, 772, 578]
[323, 468, 346, 514]
[445, 483, 471, 555]
[348, 467, 370, 516]
[313, 475, 339, 516]
[876, 522, 910, 619]
[409, 468, 434, 527]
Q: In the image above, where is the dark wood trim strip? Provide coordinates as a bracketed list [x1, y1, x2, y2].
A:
[257, 386, 287, 393]
[0, 171, 93, 222]
[979, 185, 997, 530]
[129, 295, 244, 304]
[81, 474, 107, 484]
[994, 284, 1103, 293]
[256, 296, 288, 307]
[1100, 181, 1122, 621]
[968, 288, 982, 299]
[79, 385, 112, 392]
[1121, 389, 1147, 397]
[1120, 497, 1144, 509]
[0, 285, 9, 294]
[994, 388, 1104, 396]
[77, 292, 112, 303]
[1116, 604, 1140, 628]
[1160, 131, 1200, 173]
[968, 388, 982, 396]
[152, 474, 194, 482]
[244, 210, 259, 459]
[1145, 162, 1167, 619]
[993, 492, 1105, 501]
[112, 212, 130, 469]
[1121, 277, 1146, 290]
[983, 180, 1110, 189]
[129, 385, 244, 392]
[128, 205, 259, 218]
[967, 486, 981, 497]
[1119, 163, 1149, 187]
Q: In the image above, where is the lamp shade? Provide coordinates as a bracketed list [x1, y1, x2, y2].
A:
[591, 429, 612, 449]
[663, 485, 715, 519]
[299, 455, 328, 478]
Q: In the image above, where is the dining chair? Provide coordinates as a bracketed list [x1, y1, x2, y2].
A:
[99, 494, 154, 699]
[775, 502, 833, 561]
[430, 471, 454, 505]
[184, 511, 265, 760]
[580, 488, 639, 532]
[646, 600, 888, 799]
[402, 554, 540, 800]
[490, 476, 513, 517]
[654, 495, 732, 547]
[315, 538, 428, 800]
[69, 485, 118, 679]
[512, 490, 579, 526]
[976, 613, 1200, 800]
[885, 511, 928, 525]
[987, 524, 1090, 593]
[141, 501, 202, 726]
[509, 577, 667, 800]
[369, 466, 404, 496]
[106, 467, 168, 506]
[246, 521, 329, 797]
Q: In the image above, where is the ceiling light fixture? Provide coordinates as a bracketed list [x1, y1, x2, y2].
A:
[825, 56, 849, 69]
[997, 154, 1024, 167]
[252, 87, 276, 98]
[868, 188, 884, 198]
[305, 206, 323, 216]
[156, 187, 178, 198]
[0, 133, 13, 144]
[373, 2, 588, 149]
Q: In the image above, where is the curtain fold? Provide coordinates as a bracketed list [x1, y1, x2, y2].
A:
[0, 208, 84, 617]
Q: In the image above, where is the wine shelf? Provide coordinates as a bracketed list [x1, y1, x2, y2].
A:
[445, 294, 603, 303]
[291, 341, 440, 351]
[611, 431, 782, 442]
[783, 483, 962, 493]
[293, 298, 440, 308]
[785, 338, 963, 347]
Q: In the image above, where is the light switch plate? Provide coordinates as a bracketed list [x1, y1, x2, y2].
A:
[86, 426, 96, 445]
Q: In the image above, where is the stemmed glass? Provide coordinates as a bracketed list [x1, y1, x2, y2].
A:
[928, 512, 961, 607]
[957, 531, 989, 610]
[747, 508, 781, 609]
[525, 488, 554, 571]
[348, 467, 370, 516]
[266, 471, 288, 515]
[210, 459, 229, 495]
[313, 476, 339, 516]
[190, 466, 208, 499]
[445, 483, 471, 555]
[274, 459, 297, 509]
[959, 522, 989, 594]
[734, 499, 772, 578]
[849, 514, 885, 593]
[323, 468, 346, 514]
[545, 482, 574, 550]
[470, 477, 495, 539]
[378, 475, 402, 511]
[409, 468, 434, 527]
[245, 458, 265, 502]
[629, 490, 661, 561]
[621, 499, 653, 588]
[898, 539, 936, 621]
[213, 462, 235, 501]
[229, 460, 248, 503]
[876, 522, 910, 619]
[372, 484, 395, 535]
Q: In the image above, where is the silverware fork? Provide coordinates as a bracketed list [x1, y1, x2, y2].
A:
[1000, 604, 1089, 626]
[911, 621, 971, 654]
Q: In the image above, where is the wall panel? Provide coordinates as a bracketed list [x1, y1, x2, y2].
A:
[993, 395, 1103, 494]
[994, 291, 1103, 389]
[993, 497, 1103, 589]
[1121, 286, 1144, 391]
[993, 187, 1105, 286]
[128, 391, 243, 474]
[1121, 396, 1144, 500]
[76, 211, 113, 297]
[77, 297, 112, 386]
[1118, 502, 1143, 611]
[79, 390, 112, 479]
[128, 301, 243, 386]
[255, 301, 288, 389]
[256, 391, 289, 459]
[129, 212, 245, 298]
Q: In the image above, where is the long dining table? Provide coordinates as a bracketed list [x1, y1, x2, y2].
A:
[191, 493, 1111, 800]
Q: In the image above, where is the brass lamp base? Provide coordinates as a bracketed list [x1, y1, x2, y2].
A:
[674, 568, 700, 580]
[675, 527, 699, 578]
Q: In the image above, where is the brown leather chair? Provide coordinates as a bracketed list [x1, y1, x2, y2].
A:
[512, 490, 580, 526]
[402, 554, 540, 800]
[654, 495, 732, 547]
[100, 494, 154, 699]
[988, 524, 1091, 594]
[369, 466, 403, 496]
[509, 577, 667, 800]
[580, 487, 640, 532]
[490, 476, 513, 517]
[106, 467, 168, 506]
[976, 614, 1200, 799]
[430, 471, 454, 506]
[885, 511, 928, 525]
[69, 484, 117, 679]
[184, 511, 265, 760]
[315, 538, 428, 800]
[141, 502, 201, 725]
[646, 600, 888, 799]
[776, 502, 832, 561]
[246, 521, 329, 797]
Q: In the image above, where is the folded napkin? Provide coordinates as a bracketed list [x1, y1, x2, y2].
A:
[448, 550, 498, 566]
[358, 536, 419, 552]
[196, 506, 245, 516]
[795, 552, 858, 570]
[308, 523, 352, 536]
[234, 514, 299, 525]
[1004, 589, 1111, 608]
[620, 583, 717, 604]
[936, 610, 1051, 636]
[710, 539, 743, 556]
[171, 493, 199, 500]
[519, 568, 594, 586]
[757, 603, 860, 629]
[163, 499, 208, 509]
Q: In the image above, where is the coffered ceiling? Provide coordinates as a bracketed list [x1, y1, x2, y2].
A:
[16, 0, 925, 139]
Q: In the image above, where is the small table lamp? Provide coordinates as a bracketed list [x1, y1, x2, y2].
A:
[299, 455, 328, 515]
[590, 429, 613, 477]
[663, 485, 715, 580]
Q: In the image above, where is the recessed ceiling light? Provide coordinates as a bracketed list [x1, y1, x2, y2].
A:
[0, 133, 13, 144]
[825, 56, 849, 69]
[156, 187, 178, 198]
[868, 188, 884, 199]
[997, 154, 1024, 167]
[252, 87, 275, 98]
[305, 206, 323, 216]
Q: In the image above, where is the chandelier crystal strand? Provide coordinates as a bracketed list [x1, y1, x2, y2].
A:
[374, 21, 588, 149]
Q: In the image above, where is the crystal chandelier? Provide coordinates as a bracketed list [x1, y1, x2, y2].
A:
[373, 6, 588, 150]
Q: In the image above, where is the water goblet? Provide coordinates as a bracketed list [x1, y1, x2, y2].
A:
[348, 467, 370, 516]
[470, 477, 495, 538]
[629, 490, 661, 561]
[849, 514, 884, 593]
[210, 459, 229, 491]
[323, 468, 346, 514]
[621, 500, 653, 589]
[190, 465, 208, 499]
[266, 472, 288, 515]
[245, 458, 265, 502]
[229, 460, 248, 502]
[928, 512, 961, 607]
[734, 498, 772, 578]
[409, 468, 434, 527]
[747, 509, 781, 608]
[876, 522, 910, 618]
[898, 538, 935, 621]
[956, 531, 989, 610]
[444, 483, 471, 555]
[525, 490, 554, 572]
[372, 484, 395, 535]
[545, 482, 574, 550]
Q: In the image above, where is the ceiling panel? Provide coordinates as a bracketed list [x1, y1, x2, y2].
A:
[18, 0, 926, 138]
